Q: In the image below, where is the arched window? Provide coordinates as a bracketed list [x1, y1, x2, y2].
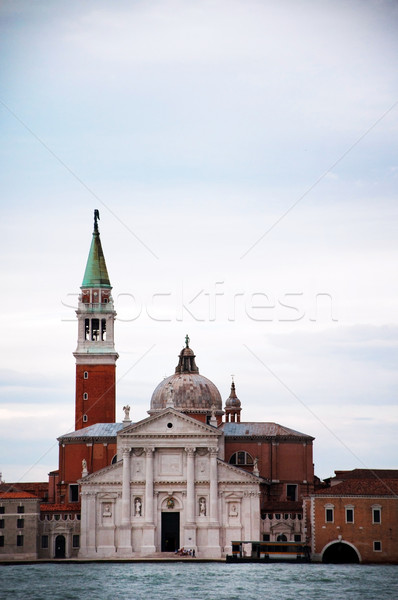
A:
[277, 534, 287, 542]
[229, 451, 254, 466]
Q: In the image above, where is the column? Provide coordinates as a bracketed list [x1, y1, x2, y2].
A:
[142, 447, 156, 554]
[144, 447, 154, 524]
[117, 448, 132, 555]
[121, 448, 131, 524]
[184, 447, 197, 551]
[185, 447, 196, 523]
[209, 447, 218, 523]
[207, 447, 221, 557]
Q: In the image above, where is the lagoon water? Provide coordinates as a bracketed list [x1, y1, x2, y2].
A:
[1, 562, 398, 600]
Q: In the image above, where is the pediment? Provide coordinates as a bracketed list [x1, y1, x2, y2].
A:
[118, 408, 221, 440]
[218, 460, 262, 484]
[224, 491, 244, 500]
[79, 460, 122, 484]
[271, 521, 293, 533]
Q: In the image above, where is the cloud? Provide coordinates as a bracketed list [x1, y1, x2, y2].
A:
[0, 0, 397, 483]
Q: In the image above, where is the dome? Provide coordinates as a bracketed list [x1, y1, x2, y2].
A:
[225, 381, 241, 408]
[149, 336, 222, 414]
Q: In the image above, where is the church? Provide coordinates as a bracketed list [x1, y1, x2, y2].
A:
[71, 211, 314, 558]
[1, 212, 315, 560]
[2, 212, 397, 564]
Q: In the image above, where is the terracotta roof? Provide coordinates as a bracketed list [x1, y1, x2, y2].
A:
[334, 469, 398, 480]
[0, 491, 39, 499]
[221, 422, 314, 440]
[40, 503, 81, 512]
[315, 479, 398, 496]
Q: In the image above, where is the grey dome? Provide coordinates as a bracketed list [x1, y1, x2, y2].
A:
[149, 336, 222, 413]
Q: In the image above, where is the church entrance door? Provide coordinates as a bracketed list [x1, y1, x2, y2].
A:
[55, 535, 66, 558]
[161, 512, 180, 552]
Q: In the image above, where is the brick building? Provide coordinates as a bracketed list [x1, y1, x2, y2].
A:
[304, 470, 398, 563]
[0, 492, 40, 561]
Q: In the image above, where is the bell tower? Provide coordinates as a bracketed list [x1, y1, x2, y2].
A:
[73, 210, 118, 430]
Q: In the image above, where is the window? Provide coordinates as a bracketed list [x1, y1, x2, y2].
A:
[83, 415, 88, 423]
[275, 513, 281, 520]
[84, 371, 88, 379]
[69, 484, 79, 503]
[85, 319, 90, 340]
[262, 534, 270, 541]
[0, 507, 4, 514]
[229, 451, 254, 466]
[294, 534, 302, 542]
[17, 506, 24, 514]
[83, 392, 88, 400]
[72, 535, 80, 548]
[345, 506, 354, 524]
[287, 484, 297, 501]
[0, 536, 4, 547]
[277, 534, 287, 542]
[17, 519, 24, 529]
[41, 535, 48, 549]
[372, 507, 381, 524]
[325, 505, 334, 523]
[17, 535, 24, 547]
[91, 318, 100, 341]
[0, 519, 4, 529]
[101, 319, 106, 341]
[373, 541, 382, 552]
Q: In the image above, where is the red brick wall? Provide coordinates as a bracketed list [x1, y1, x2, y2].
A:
[224, 439, 313, 483]
[310, 495, 398, 563]
[75, 364, 116, 429]
[59, 441, 117, 483]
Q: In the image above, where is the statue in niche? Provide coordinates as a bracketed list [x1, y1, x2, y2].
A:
[134, 497, 142, 516]
[103, 503, 112, 517]
[229, 503, 239, 517]
[199, 497, 206, 516]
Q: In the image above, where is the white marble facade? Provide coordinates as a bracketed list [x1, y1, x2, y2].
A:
[79, 408, 261, 558]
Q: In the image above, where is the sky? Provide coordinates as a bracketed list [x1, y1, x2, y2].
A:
[1, 0, 397, 483]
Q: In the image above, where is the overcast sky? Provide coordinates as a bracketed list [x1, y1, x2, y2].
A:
[1, 0, 397, 483]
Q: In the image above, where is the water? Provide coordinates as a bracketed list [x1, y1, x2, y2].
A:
[1, 562, 397, 600]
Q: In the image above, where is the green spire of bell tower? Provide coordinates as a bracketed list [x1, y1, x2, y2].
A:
[81, 210, 111, 288]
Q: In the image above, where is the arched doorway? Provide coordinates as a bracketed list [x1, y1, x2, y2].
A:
[55, 535, 66, 558]
[322, 542, 360, 564]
